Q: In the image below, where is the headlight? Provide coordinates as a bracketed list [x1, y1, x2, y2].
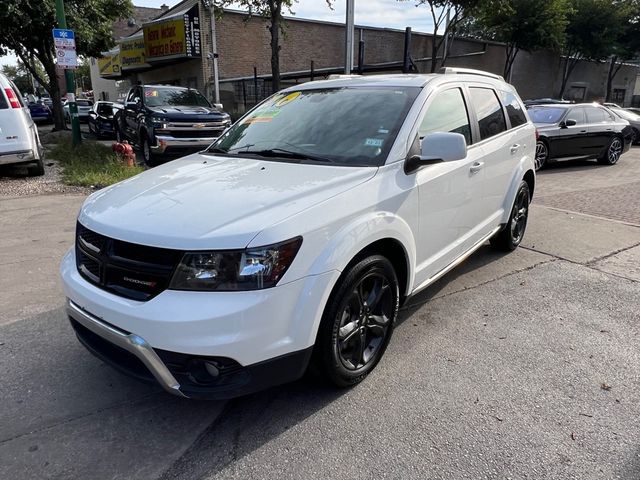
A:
[169, 237, 302, 291]
[151, 116, 169, 124]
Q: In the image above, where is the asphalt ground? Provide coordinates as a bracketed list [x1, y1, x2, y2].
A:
[1, 147, 639, 479]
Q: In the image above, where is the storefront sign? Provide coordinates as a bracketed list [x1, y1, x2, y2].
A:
[120, 36, 149, 70]
[143, 4, 201, 62]
[98, 51, 121, 78]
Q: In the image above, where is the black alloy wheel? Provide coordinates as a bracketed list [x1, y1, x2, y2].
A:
[141, 136, 156, 167]
[490, 180, 530, 251]
[534, 141, 548, 171]
[313, 255, 399, 387]
[598, 136, 623, 165]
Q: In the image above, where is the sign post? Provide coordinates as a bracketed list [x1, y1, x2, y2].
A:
[53, 0, 81, 146]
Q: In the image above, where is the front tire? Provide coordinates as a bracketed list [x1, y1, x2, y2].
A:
[598, 136, 623, 165]
[141, 135, 157, 167]
[490, 180, 530, 251]
[312, 255, 399, 387]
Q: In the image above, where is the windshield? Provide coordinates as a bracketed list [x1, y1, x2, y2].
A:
[144, 87, 211, 107]
[77, 100, 92, 107]
[528, 107, 566, 124]
[96, 103, 115, 116]
[208, 86, 420, 166]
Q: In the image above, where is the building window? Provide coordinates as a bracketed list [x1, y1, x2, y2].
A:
[612, 89, 626, 104]
[567, 85, 586, 102]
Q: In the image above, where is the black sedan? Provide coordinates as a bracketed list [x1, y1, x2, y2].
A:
[529, 103, 633, 170]
[88, 101, 121, 138]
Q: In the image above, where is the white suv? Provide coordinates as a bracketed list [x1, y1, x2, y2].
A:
[0, 72, 44, 176]
[61, 69, 535, 399]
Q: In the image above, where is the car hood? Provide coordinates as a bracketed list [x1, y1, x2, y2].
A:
[78, 153, 377, 250]
[149, 105, 227, 120]
[533, 122, 559, 131]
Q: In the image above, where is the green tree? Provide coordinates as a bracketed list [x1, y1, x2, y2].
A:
[469, 0, 570, 79]
[217, 1, 332, 91]
[0, 0, 132, 129]
[76, 57, 92, 93]
[604, 0, 640, 102]
[1, 59, 47, 96]
[400, 0, 492, 72]
[558, 0, 624, 98]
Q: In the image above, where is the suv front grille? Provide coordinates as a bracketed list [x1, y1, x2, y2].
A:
[75, 222, 183, 301]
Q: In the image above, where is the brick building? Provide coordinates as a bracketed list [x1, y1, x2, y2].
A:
[90, 0, 639, 116]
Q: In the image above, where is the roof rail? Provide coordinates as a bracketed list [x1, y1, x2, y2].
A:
[438, 67, 504, 81]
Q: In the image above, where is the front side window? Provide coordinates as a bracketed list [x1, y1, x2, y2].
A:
[210, 87, 420, 167]
[566, 108, 586, 124]
[500, 91, 527, 128]
[419, 88, 472, 145]
[585, 107, 606, 123]
[469, 87, 506, 140]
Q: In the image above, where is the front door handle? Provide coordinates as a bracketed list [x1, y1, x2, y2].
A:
[510, 144, 520, 154]
[470, 161, 484, 174]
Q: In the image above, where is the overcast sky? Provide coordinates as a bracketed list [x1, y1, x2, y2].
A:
[0, 0, 435, 67]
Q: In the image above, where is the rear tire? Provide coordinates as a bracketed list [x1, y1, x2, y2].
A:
[27, 158, 45, 177]
[534, 140, 548, 171]
[597, 136, 623, 165]
[490, 181, 530, 252]
[311, 255, 399, 387]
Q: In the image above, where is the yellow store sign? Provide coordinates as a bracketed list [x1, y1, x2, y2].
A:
[143, 4, 201, 62]
[120, 36, 149, 71]
[98, 51, 121, 78]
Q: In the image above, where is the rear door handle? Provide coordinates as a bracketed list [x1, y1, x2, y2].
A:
[579, 130, 587, 133]
[470, 161, 484, 174]
[510, 144, 520, 154]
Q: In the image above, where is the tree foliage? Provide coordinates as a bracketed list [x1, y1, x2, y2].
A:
[0, 0, 132, 128]
[467, 0, 570, 79]
[217, 0, 332, 92]
[400, 0, 491, 72]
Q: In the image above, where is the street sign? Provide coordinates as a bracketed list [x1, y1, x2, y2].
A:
[52, 28, 77, 69]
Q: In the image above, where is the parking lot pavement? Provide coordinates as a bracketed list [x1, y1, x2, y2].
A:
[1, 148, 639, 479]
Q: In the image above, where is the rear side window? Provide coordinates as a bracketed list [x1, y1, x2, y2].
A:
[0, 89, 7, 109]
[469, 87, 507, 140]
[500, 91, 527, 128]
[9, 81, 26, 107]
[419, 88, 472, 145]
[585, 107, 605, 123]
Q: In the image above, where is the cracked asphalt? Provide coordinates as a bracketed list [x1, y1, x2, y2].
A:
[1, 148, 639, 479]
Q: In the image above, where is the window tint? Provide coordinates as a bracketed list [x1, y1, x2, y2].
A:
[419, 88, 471, 144]
[0, 89, 7, 109]
[585, 107, 606, 123]
[500, 91, 527, 128]
[469, 87, 506, 140]
[566, 108, 586, 124]
[528, 107, 566, 124]
[9, 81, 25, 107]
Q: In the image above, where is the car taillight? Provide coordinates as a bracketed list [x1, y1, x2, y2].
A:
[4, 88, 21, 109]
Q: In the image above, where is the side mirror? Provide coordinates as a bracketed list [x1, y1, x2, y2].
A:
[213, 103, 224, 110]
[561, 119, 577, 128]
[405, 132, 467, 174]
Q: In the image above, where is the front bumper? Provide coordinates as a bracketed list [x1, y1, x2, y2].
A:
[151, 135, 218, 155]
[61, 248, 339, 398]
[0, 150, 36, 166]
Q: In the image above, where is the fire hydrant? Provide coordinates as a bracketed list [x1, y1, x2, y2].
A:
[112, 141, 136, 167]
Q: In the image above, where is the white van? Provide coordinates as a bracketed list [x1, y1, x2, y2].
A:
[0, 72, 44, 176]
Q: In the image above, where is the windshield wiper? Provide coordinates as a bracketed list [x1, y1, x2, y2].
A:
[241, 148, 336, 164]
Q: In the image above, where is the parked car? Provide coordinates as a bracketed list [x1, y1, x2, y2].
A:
[602, 102, 621, 108]
[626, 107, 640, 116]
[607, 106, 640, 145]
[61, 68, 536, 399]
[27, 100, 53, 123]
[530, 103, 633, 170]
[88, 101, 121, 138]
[0, 72, 44, 176]
[64, 98, 93, 123]
[114, 84, 231, 166]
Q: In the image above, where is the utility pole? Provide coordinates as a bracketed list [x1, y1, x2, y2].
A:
[344, 0, 355, 74]
[208, 3, 221, 106]
[54, 0, 81, 146]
